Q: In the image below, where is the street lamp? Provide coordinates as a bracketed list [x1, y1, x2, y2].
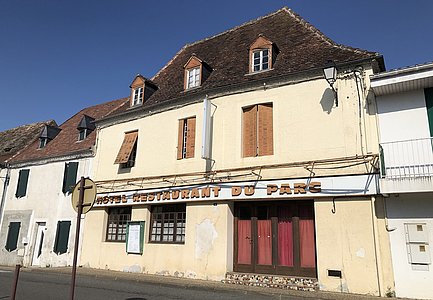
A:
[323, 60, 338, 106]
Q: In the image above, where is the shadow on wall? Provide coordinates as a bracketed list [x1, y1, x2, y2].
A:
[320, 88, 335, 114]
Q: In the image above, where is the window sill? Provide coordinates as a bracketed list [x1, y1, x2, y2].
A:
[245, 68, 274, 76]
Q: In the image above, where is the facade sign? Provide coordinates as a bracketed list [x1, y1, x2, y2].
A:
[94, 174, 378, 207]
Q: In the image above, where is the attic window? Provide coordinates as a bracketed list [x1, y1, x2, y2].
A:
[184, 55, 211, 91]
[38, 125, 61, 149]
[129, 75, 157, 107]
[77, 115, 95, 141]
[132, 87, 144, 106]
[39, 138, 48, 149]
[187, 67, 201, 89]
[249, 35, 277, 73]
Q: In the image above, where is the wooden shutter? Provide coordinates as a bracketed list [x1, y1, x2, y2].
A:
[185, 117, 196, 158]
[177, 119, 185, 160]
[242, 106, 258, 157]
[53, 221, 71, 254]
[16, 169, 29, 198]
[257, 103, 274, 156]
[114, 131, 138, 164]
[5, 222, 20, 252]
[62, 162, 78, 193]
[425, 88, 433, 137]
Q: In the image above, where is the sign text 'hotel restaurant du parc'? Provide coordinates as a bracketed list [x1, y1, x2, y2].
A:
[94, 174, 377, 207]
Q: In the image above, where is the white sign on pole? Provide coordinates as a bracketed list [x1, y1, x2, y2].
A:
[201, 97, 212, 159]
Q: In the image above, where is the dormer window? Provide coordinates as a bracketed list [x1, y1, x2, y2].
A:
[129, 75, 158, 108]
[132, 87, 144, 106]
[38, 125, 61, 149]
[77, 115, 95, 141]
[249, 35, 278, 74]
[187, 67, 201, 89]
[184, 55, 212, 91]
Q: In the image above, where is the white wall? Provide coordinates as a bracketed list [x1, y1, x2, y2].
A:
[376, 89, 431, 143]
[386, 193, 433, 299]
[0, 158, 92, 267]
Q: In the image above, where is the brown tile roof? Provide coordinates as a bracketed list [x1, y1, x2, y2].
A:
[0, 120, 56, 164]
[9, 97, 129, 164]
[141, 7, 384, 108]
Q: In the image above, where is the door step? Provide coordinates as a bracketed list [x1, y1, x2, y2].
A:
[222, 272, 319, 291]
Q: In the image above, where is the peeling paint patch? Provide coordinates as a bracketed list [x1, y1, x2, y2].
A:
[195, 219, 218, 259]
[186, 270, 197, 278]
[123, 264, 142, 273]
[356, 248, 365, 258]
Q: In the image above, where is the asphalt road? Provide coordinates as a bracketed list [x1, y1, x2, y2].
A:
[0, 268, 308, 300]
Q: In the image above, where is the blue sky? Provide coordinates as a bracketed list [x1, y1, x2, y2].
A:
[0, 0, 432, 131]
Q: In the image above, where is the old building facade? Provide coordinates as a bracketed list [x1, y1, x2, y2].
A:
[0, 99, 127, 268]
[79, 8, 394, 296]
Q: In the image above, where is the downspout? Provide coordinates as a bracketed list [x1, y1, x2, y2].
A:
[0, 164, 11, 229]
[370, 195, 384, 296]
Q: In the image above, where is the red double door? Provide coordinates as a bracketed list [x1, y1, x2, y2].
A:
[234, 201, 316, 277]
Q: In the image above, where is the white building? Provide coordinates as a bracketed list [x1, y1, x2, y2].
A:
[371, 62, 433, 299]
[0, 99, 127, 267]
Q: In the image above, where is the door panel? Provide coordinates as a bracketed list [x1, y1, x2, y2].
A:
[32, 223, 46, 266]
[257, 220, 272, 265]
[237, 220, 252, 264]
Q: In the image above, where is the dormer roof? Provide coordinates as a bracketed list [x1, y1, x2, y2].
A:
[77, 115, 96, 131]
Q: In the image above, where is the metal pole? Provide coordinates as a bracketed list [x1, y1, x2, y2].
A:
[10, 264, 21, 300]
[69, 177, 84, 300]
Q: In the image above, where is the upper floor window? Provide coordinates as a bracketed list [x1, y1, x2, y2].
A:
[62, 162, 78, 193]
[39, 137, 48, 149]
[177, 117, 196, 159]
[249, 35, 277, 74]
[38, 125, 61, 149]
[114, 131, 138, 168]
[132, 87, 144, 106]
[129, 75, 158, 108]
[15, 169, 30, 198]
[77, 115, 95, 141]
[252, 49, 269, 72]
[186, 67, 201, 89]
[242, 103, 274, 157]
[183, 55, 211, 91]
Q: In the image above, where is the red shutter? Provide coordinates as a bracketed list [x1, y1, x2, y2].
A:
[258, 103, 273, 156]
[242, 105, 258, 157]
[186, 117, 196, 158]
[114, 131, 138, 164]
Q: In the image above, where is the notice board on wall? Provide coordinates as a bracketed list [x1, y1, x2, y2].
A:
[126, 221, 144, 254]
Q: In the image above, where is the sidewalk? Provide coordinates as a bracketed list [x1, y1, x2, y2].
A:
[1, 265, 403, 300]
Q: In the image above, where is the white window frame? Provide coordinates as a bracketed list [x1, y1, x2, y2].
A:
[132, 87, 144, 106]
[252, 49, 270, 72]
[186, 67, 201, 89]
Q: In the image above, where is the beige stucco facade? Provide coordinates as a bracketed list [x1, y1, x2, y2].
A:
[80, 65, 394, 296]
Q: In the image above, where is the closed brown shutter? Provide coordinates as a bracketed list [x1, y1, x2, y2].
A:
[177, 119, 185, 160]
[185, 117, 196, 158]
[114, 131, 138, 164]
[242, 105, 258, 157]
[258, 103, 273, 156]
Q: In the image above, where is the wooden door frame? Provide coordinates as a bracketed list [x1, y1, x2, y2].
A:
[233, 200, 317, 278]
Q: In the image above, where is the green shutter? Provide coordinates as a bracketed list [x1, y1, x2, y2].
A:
[62, 162, 78, 193]
[425, 88, 433, 137]
[15, 169, 30, 198]
[5, 222, 20, 252]
[53, 221, 71, 254]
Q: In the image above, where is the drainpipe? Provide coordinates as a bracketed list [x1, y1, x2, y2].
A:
[370, 195, 384, 296]
[0, 164, 11, 229]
